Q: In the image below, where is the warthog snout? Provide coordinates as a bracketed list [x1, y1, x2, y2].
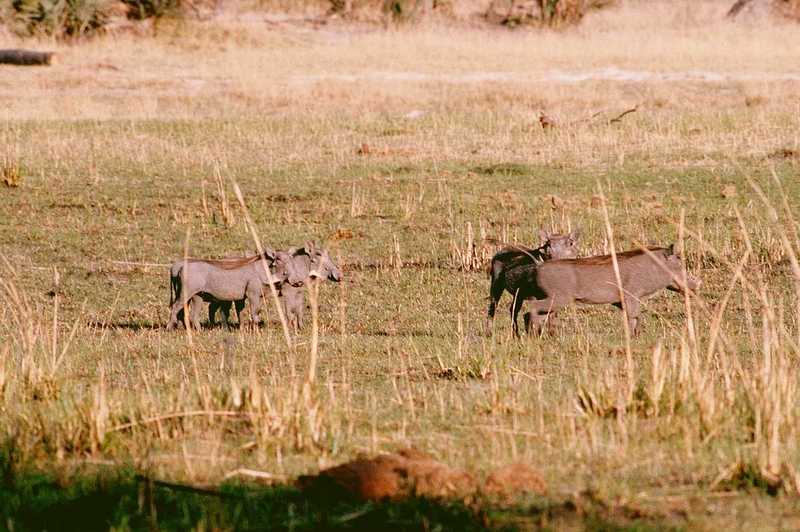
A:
[664, 252, 701, 293]
[306, 268, 341, 283]
[670, 273, 701, 293]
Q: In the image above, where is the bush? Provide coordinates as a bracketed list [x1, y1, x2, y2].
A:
[326, 0, 452, 23]
[4, 0, 125, 38]
[120, 0, 179, 20]
[776, 0, 800, 20]
[1, 0, 218, 38]
[486, 0, 616, 28]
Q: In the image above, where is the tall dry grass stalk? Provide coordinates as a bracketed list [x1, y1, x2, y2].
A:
[304, 278, 321, 405]
[213, 163, 235, 227]
[596, 183, 634, 400]
[0, 258, 83, 393]
[180, 226, 194, 343]
[677, 208, 698, 352]
[451, 221, 495, 271]
[231, 181, 293, 348]
[751, 172, 800, 348]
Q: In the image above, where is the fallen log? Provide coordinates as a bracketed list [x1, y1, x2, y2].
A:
[0, 49, 56, 66]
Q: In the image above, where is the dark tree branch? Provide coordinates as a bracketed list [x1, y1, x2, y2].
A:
[609, 106, 638, 124]
[727, 0, 756, 19]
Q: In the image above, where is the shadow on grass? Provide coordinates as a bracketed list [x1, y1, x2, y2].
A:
[89, 320, 268, 333]
[369, 329, 439, 338]
[87, 320, 164, 332]
[0, 460, 684, 531]
[0, 470, 493, 531]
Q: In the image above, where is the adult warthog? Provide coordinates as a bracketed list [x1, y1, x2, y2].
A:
[167, 249, 300, 331]
[209, 241, 343, 332]
[486, 230, 580, 334]
[503, 245, 700, 337]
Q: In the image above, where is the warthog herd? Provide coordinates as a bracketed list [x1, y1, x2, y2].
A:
[167, 241, 341, 331]
[487, 233, 701, 337]
[166, 232, 700, 337]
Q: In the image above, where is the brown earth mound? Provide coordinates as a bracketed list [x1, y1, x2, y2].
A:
[297, 448, 476, 501]
[483, 463, 547, 500]
[297, 449, 547, 502]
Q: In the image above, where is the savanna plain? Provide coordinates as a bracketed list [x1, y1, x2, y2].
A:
[2, 1, 800, 529]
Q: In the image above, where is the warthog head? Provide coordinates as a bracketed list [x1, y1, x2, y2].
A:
[273, 249, 305, 287]
[539, 229, 580, 260]
[302, 240, 342, 283]
[662, 245, 702, 293]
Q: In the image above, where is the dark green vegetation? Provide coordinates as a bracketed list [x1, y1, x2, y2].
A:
[0, 459, 693, 531]
[0, 467, 490, 531]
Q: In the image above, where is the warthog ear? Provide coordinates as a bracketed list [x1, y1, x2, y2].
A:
[667, 243, 677, 257]
[569, 228, 581, 242]
[304, 240, 318, 254]
[262, 247, 277, 261]
[286, 246, 301, 256]
[538, 229, 550, 243]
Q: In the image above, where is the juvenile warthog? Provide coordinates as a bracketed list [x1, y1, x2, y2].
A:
[280, 241, 342, 333]
[486, 230, 579, 333]
[209, 241, 343, 332]
[167, 249, 300, 330]
[503, 245, 700, 337]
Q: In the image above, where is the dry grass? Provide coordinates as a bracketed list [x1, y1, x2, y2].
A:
[2, 0, 800, 528]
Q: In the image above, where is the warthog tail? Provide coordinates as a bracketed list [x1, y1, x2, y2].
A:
[169, 271, 179, 307]
[483, 238, 507, 277]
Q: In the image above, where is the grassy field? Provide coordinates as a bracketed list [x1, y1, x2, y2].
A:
[2, 1, 800, 529]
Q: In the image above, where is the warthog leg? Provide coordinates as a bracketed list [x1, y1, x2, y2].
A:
[210, 300, 246, 329]
[189, 295, 203, 330]
[282, 290, 304, 335]
[209, 301, 228, 329]
[289, 306, 302, 334]
[521, 297, 569, 338]
[521, 308, 548, 336]
[246, 283, 264, 327]
[511, 294, 525, 338]
[486, 268, 505, 335]
[283, 297, 296, 334]
[612, 297, 641, 335]
[524, 311, 561, 335]
[168, 296, 192, 330]
[230, 300, 245, 327]
[208, 302, 220, 327]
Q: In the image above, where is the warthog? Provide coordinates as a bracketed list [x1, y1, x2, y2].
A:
[167, 249, 300, 331]
[503, 245, 701, 337]
[279, 241, 343, 333]
[486, 230, 579, 333]
[209, 241, 343, 332]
